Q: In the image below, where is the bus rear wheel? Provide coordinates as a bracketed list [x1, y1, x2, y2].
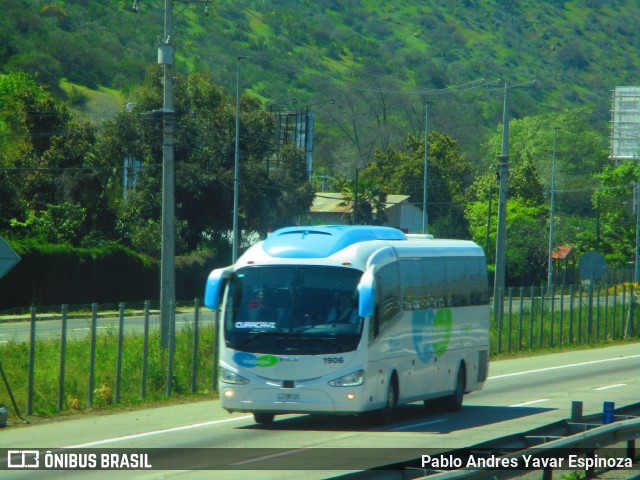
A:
[444, 366, 466, 412]
[253, 412, 275, 425]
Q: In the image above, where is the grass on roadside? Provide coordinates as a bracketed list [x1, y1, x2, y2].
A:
[1, 324, 217, 421]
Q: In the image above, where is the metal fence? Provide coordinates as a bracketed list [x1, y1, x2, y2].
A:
[493, 282, 639, 354]
[1, 299, 218, 418]
[1, 281, 639, 418]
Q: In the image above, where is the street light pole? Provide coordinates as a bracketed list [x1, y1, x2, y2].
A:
[422, 102, 429, 234]
[232, 55, 246, 264]
[547, 127, 558, 289]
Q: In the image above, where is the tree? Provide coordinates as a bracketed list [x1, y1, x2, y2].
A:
[0, 72, 43, 228]
[359, 131, 473, 237]
[10, 202, 86, 245]
[0, 170, 20, 231]
[5, 52, 63, 92]
[101, 68, 312, 256]
[481, 108, 607, 213]
[472, 108, 608, 283]
[267, 144, 316, 230]
[336, 175, 387, 226]
[0, 72, 104, 245]
[466, 198, 548, 286]
[586, 161, 638, 267]
[465, 154, 547, 283]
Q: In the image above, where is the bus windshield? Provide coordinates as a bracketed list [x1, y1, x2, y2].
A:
[222, 266, 363, 355]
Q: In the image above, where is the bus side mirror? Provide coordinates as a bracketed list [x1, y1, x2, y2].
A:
[357, 270, 375, 318]
[204, 267, 232, 310]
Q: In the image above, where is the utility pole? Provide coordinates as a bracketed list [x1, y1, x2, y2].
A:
[491, 80, 535, 320]
[493, 82, 509, 318]
[422, 102, 429, 234]
[636, 169, 640, 283]
[232, 56, 246, 263]
[150, 0, 210, 348]
[547, 127, 558, 289]
[159, 0, 176, 349]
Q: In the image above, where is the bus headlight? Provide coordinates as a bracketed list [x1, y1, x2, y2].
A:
[328, 370, 364, 387]
[220, 366, 249, 385]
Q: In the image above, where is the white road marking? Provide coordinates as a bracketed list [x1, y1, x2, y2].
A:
[594, 383, 626, 391]
[488, 354, 640, 380]
[230, 448, 308, 465]
[509, 399, 549, 407]
[391, 418, 446, 432]
[66, 415, 253, 448]
[391, 418, 446, 431]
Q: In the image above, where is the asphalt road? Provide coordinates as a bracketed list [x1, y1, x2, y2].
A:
[2, 342, 639, 480]
[0, 309, 216, 344]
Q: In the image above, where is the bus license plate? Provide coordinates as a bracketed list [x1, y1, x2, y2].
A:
[277, 393, 300, 401]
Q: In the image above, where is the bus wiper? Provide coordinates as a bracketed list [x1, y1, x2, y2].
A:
[232, 331, 291, 350]
[296, 336, 348, 349]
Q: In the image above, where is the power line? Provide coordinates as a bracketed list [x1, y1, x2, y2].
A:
[0, 164, 161, 173]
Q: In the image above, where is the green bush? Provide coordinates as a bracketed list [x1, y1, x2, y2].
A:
[0, 239, 228, 310]
[0, 239, 158, 309]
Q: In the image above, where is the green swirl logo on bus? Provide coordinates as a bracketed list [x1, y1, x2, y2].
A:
[233, 352, 278, 368]
[412, 308, 452, 363]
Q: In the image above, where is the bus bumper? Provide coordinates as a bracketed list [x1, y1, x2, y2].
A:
[219, 383, 369, 415]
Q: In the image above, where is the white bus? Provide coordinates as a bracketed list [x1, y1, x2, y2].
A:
[204, 225, 490, 425]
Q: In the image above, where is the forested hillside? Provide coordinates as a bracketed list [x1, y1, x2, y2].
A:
[2, 0, 639, 168]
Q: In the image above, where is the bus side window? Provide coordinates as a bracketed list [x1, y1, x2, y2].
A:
[469, 257, 489, 305]
[399, 258, 423, 309]
[421, 257, 445, 308]
[376, 263, 400, 331]
[370, 305, 380, 342]
[446, 257, 470, 307]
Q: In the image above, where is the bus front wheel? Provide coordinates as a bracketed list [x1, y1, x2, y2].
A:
[253, 412, 275, 425]
[370, 377, 397, 425]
